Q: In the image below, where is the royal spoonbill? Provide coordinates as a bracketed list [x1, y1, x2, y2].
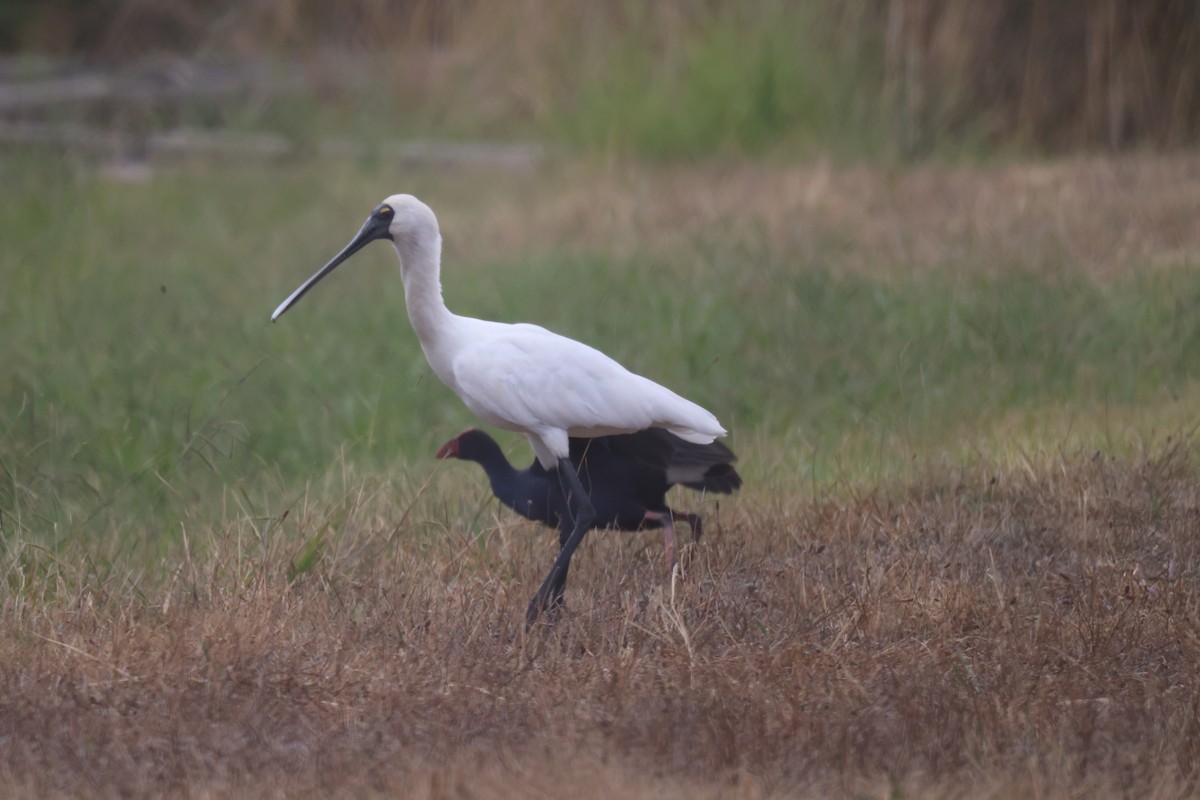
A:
[438, 428, 740, 584]
[271, 194, 729, 623]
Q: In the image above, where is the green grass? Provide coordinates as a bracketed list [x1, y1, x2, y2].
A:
[2, 152, 1200, 559]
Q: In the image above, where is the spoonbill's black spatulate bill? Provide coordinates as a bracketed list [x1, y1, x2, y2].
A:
[438, 428, 740, 597]
[271, 195, 731, 625]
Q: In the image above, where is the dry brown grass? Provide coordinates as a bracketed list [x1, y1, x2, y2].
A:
[880, 0, 1200, 151]
[433, 151, 1200, 282]
[3, 443, 1198, 798]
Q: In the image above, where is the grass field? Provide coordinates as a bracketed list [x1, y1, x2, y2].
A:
[3, 148, 1200, 797]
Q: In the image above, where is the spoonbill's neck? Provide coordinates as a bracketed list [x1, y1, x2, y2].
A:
[394, 235, 464, 385]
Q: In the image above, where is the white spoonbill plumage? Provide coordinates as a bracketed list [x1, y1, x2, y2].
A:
[271, 194, 729, 623]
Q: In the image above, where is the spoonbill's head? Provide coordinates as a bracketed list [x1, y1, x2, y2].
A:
[271, 194, 439, 321]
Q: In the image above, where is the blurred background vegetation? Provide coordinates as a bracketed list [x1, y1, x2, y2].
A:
[2, 0, 1198, 159]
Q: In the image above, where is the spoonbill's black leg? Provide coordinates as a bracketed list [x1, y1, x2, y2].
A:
[545, 518, 572, 609]
[526, 457, 595, 625]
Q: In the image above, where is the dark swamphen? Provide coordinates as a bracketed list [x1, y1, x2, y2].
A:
[437, 427, 740, 603]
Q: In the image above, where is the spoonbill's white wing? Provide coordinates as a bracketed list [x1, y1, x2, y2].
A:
[451, 324, 725, 445]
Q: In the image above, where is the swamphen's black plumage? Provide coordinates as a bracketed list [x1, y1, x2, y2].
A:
[437, 427, 740, 605]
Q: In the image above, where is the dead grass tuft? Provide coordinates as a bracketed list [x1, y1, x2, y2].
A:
[3, 447, 1198, 797]
[441, 152, 1200, 282]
